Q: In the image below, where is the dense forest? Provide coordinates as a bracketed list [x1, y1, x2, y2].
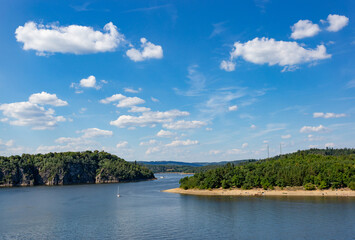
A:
[0, 151, 155, 187]
[179, 148, 355, 191]
[140, 159, 257, 173]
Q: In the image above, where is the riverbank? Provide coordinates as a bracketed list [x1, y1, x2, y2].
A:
[163, 187, 355, 197]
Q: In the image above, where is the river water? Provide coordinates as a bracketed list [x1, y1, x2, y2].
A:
[0, 173, 354, 240]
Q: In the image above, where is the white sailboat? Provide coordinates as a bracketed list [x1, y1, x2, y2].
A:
[117, 186, 120, 198]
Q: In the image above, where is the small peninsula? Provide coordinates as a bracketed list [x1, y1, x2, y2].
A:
[165, 148, 355, 197]
[0, 151, 155, 187]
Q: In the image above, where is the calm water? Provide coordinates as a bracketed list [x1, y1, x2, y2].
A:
[0, 173, 354, 240]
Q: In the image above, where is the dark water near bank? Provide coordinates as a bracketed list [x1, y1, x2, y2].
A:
[0, 174, 354, 240]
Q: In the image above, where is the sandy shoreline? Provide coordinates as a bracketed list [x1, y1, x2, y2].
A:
[163, 187, 355, 197]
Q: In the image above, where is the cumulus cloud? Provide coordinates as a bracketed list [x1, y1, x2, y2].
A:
[281, 134, 292, 139]
[38, 127, 113, 153]
[291, 20, 320, 39]
[0, 92, 67, 130]
[220, 60, 236, 72]
[145, 146, 160, 154]
[100, 94, 126, 104]
[116, 97, 145, 108]
[78, 128, 113, 138]
[226, 148, 242, 155]
[100, 94, 145, 108]
[163, 120, 207, 130]
[313, 112, 346, 119]
[139, 139, 157, 146]
[228, 105, 238, 111]
[166, 139, 199, 147]
[116, 141, 128, 148]
[325, 14, 349, 32]
[221, 37, 330, 71]
[110, 110, 189, 128]
[126, 38, 163, 62]
[71, 75, 106, 91]
[128, 106, 151, 112]
[124, 87, 142, 93]
[300, 125, 328, 133]
[156, 129, 175, 138]
[15, 22, 124, 55]
[29, 92, 68, 106]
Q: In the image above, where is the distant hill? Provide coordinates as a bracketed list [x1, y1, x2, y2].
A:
[138, 159, 257, 173]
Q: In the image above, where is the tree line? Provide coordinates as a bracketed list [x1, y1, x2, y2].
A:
[179, 148, 355, 190]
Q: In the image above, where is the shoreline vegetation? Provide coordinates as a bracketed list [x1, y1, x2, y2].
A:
[178, 149, 355, 193]
[0, 151, 155, 187]
[163, 187, 355, 197]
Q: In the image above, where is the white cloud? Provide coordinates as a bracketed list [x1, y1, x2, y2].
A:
[99, 94, 144, 108]
[151, 97, 159, 102]
[156, 129, 175, 138]
[313, 112, 346, 119]
[71, 75, 106, 91]
[174, 65, 206, 97]
[80, 75, 101, 89]
[226, 148, 242, 155]
[116, 141, 128, 148]
[100, 94, 126, 104]
[209, 150, 221, 155]
[228, 105, 238, 111]
[220, 60, 236, 72]
[126, 38, 163, 61]
[29, 92, 68, 106]
[128, 106, 151, 112]
[281, 134, 292, 139]
[0, 101, 66, 130]
[124, 87, 142, 93]
[139, 139, 157, 146]
[0, 139, 14, 148]
[290, 20, 320, 39]
[206, 127, 213, 131]
[39, 127, 112, 153]
[166, 139, 199, 147]
[110, 109, 189, 128]
[221, 37, 330, 71]
[78, 128, 113, 138]
[325, 142, 335, 148]
[242, 143, 248, 148]
[300, 125, 328, 133]
[163, 120, 207, 130]
[16, 22, 124, 55]
[145, 146, 161, 154]
[116, 97, 145, 108]
[325, 14, 349, 32]
[250, 124, 257, 129]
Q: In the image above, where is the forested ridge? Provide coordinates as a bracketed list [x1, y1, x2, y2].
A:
[141, 160, 257, 173]
[179, 148, 355, 190]
[0, 151, 155, 187]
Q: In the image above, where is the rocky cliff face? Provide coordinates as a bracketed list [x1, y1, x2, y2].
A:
[0, 151, 155, 187]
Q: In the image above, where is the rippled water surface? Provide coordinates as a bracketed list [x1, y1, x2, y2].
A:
[1, 174, 354, 240]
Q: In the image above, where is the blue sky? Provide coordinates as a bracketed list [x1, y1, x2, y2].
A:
[0, 0, 354, 161]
